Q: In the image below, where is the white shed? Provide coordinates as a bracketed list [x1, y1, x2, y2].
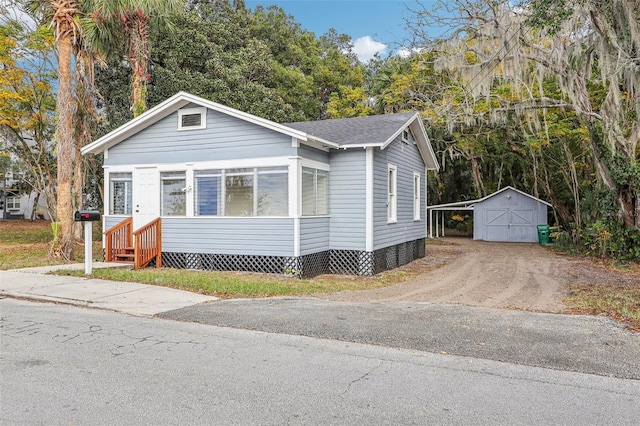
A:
[428, 186, 552, 243]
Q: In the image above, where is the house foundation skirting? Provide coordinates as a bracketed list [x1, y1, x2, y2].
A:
[160, 238, 426, 279]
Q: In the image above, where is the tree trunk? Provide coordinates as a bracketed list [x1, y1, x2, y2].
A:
[129, 16, 150, 117]
[73, 144, 84, 241]
[52, 32, 74, 260]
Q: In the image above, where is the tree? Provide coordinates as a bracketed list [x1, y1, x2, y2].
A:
[408, 0, 640, 231]
[85, 0, 183, 117]
[0, 16, 58, 221]
[24, 0, 83, 260]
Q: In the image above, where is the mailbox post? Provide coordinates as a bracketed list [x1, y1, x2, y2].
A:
[74, 210, 101, 274]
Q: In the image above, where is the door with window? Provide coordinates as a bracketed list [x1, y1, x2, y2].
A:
[133, 167, 159, 229]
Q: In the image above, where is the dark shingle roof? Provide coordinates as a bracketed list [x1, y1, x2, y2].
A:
[285, 112, 417, 146]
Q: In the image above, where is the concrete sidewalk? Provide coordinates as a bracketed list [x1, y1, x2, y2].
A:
[0, 263, 218, 316]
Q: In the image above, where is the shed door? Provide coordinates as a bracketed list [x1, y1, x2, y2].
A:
[133, 167, 159, 229]
[485, 208, 536, 242]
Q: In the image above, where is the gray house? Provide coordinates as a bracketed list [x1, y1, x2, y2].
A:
[82, 92, 439, 277]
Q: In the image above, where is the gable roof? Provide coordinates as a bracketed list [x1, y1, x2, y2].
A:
[286, 112, 439, 171]
[286, 112, 416, 146]
[81, 91, 439, 170]
[427, 186, 552, 210]
[81, 91, 309, 155]
[478, 186, 553, 207]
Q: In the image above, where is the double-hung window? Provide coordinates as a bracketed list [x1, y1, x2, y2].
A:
[388, 164, 397, 223]
[302, 167, 329, 216]
[413, 172, 421, 220]
[195, 170, 221, 215]
[109, 172, 132, 215]
[161, 172, 187, 216]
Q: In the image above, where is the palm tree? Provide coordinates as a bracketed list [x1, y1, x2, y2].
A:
[85, 0, 182, 117]
[30, 0, 84, 260]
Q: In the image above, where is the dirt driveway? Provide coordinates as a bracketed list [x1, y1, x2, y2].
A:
[321, 238, 639, 313]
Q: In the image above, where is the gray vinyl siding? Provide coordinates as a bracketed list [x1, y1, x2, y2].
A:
[297, 144, 330, 163]
[300, 217, 330, 255]
[373, 136, 426, 249]
[160, 217, 294, 256]
[104, 215, 127, 230]
[329, 149, 366, 250]
[105, 108, 296, 166]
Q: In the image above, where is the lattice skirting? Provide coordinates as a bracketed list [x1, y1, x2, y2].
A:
[161, 238, 426, 278]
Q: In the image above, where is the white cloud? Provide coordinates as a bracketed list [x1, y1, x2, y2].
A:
[396, 46, 423, 58]
[352, 36, 387, 62]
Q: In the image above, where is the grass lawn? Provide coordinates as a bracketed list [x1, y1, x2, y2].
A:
[0, 220, 102, 270]
[1, 220, 638, 331]
[0, 219, 421, 298]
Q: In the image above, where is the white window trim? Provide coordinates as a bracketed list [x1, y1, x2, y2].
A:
[402, 129, 410, 143]
[413, 172, 421, 221]
[388, 164, 397, 223]
[178, 107, 207, 130]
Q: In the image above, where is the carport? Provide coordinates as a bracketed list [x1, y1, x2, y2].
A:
[428, 186, 552, 242]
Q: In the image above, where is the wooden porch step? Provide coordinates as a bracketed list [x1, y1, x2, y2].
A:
[115, 253, 135, 260]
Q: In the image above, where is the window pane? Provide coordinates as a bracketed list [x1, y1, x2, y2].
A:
[196, 176, 220, 215]
[110, 173, 132, 215]
[257, 172, 288, 216]
[316, 170, 329, 215]
[302, 168, 315, 215]
[161, 173, 186, 216]
[226, 173, 254, 216]
[388, 167, 397, 221]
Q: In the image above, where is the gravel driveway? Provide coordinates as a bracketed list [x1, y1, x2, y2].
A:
[319, 238, 638, 312]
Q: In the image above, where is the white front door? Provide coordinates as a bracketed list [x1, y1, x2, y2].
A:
[133, 167, 159, 229]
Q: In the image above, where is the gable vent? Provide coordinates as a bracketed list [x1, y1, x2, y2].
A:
[181, 113, 201, 128]
[178, 107, 206, 130]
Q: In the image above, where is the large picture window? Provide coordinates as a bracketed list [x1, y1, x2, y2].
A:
[195, 167, 288, 217]
[161, 172, 186, 216]
[257, 167, 288, 216]
[302, 167, 329, 216]
[109, 172, 132, 215]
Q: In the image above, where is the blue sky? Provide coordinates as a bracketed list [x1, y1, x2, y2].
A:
[245, 0, 439, 62]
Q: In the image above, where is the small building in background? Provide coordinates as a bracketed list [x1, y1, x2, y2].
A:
[428, 186, 552, 243]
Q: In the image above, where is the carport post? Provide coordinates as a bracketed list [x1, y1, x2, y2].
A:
[442, 212, 445, 237]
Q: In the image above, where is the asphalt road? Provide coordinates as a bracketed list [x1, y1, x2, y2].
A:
[2, 298, 639, 425]
[160, 297, 640, 380]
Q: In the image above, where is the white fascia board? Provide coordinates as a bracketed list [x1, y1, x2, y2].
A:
[412, 117, 440, 171]
[82, 91, 310, 155]
[82, 93, 191, 155]
[300, 136, 340, 151]
[380, 113, 419, 150]
[477, 186, 553, 207]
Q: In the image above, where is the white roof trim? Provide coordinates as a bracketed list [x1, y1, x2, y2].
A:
[478, 186, 553, 207]
[82, 92, 309, 155]
[375, 112, 439, 171]
[427, 186, 552, 210]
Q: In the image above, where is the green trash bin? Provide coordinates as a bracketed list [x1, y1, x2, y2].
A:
[537, 224, 550, 245]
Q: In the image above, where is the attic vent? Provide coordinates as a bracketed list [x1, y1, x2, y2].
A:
[178, 107, 206, 130]
[402, 129, 410, 143]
